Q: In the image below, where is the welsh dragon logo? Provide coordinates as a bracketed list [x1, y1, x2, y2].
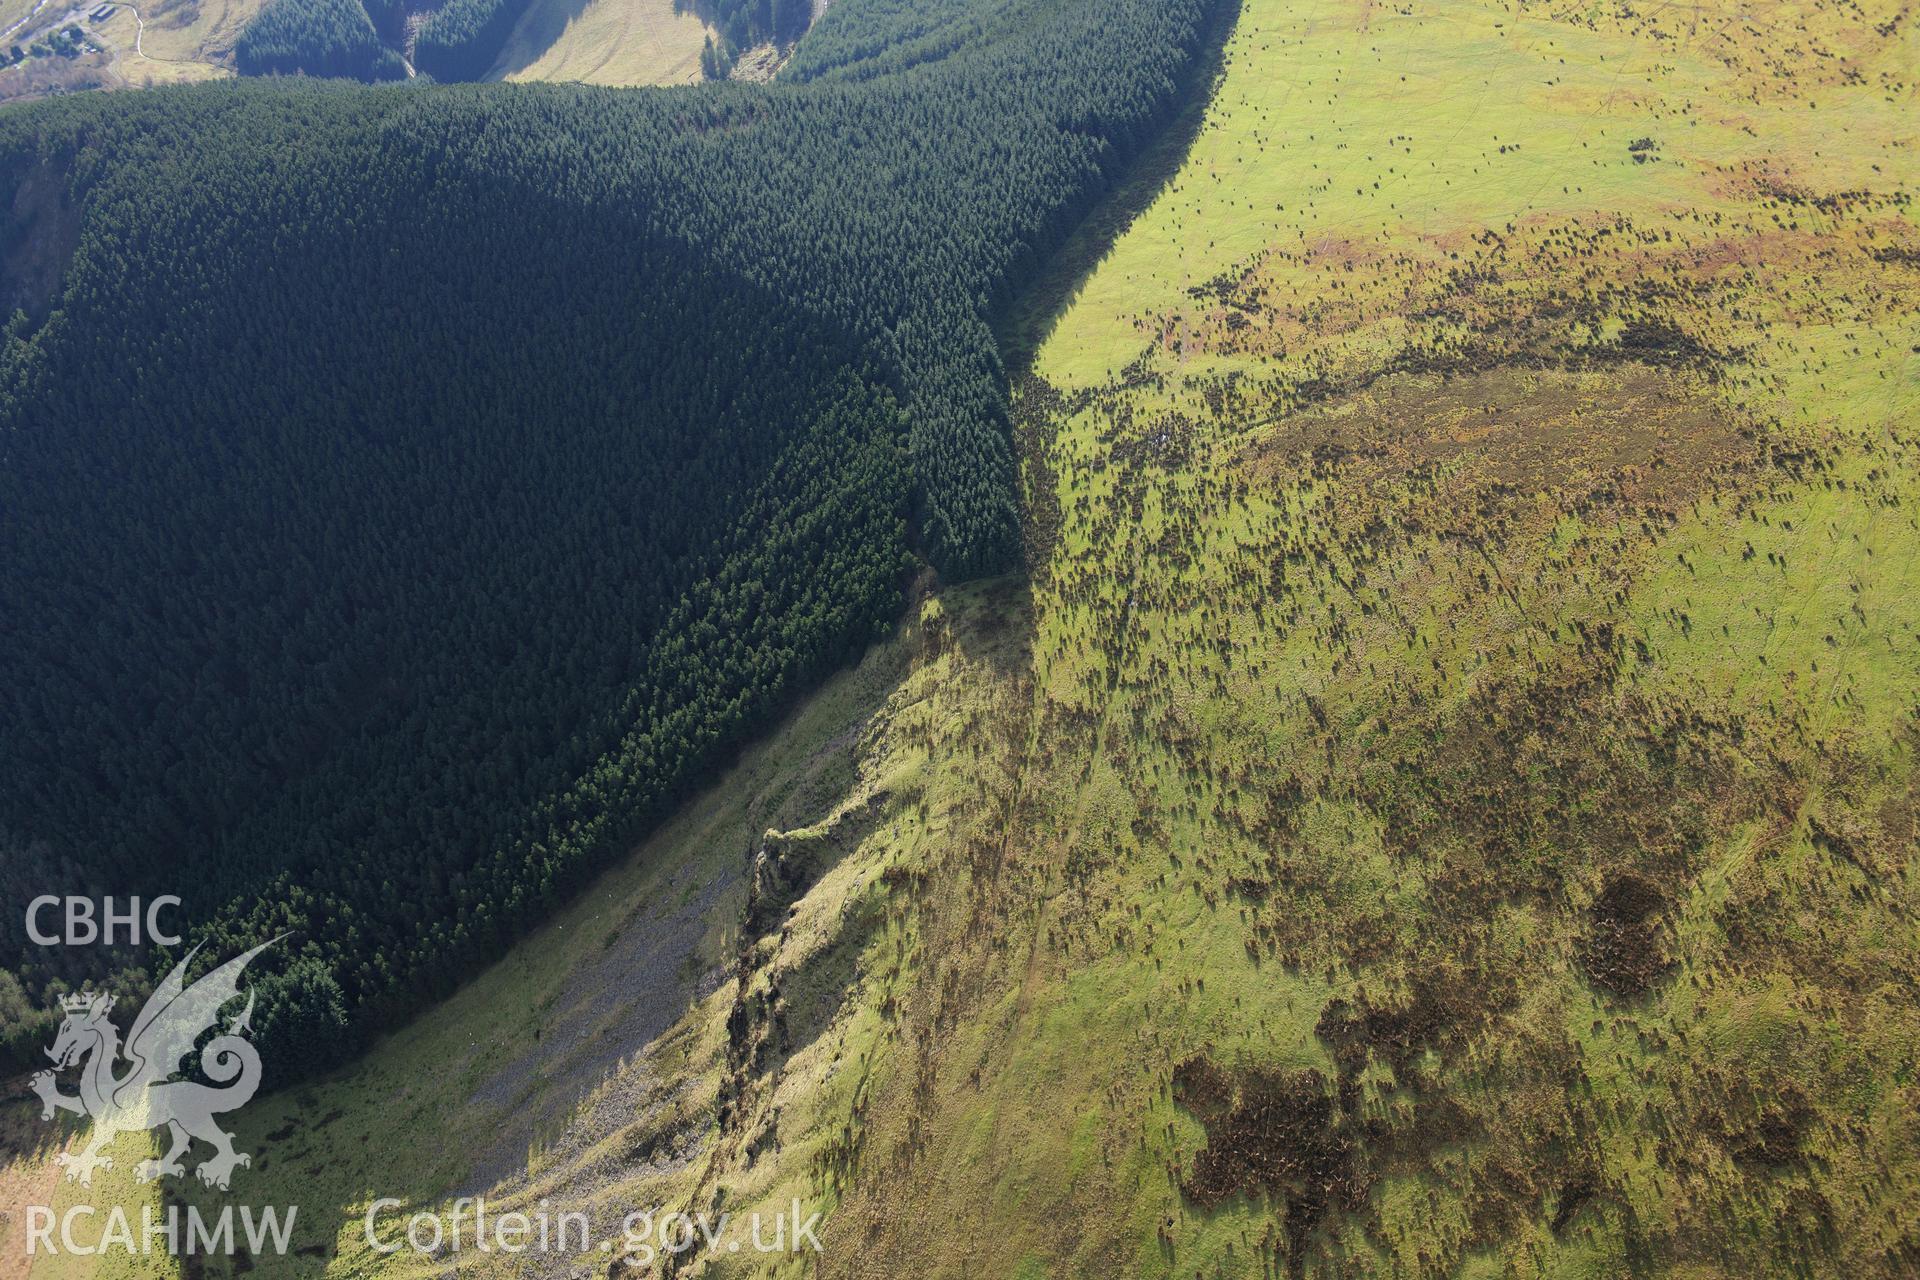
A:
[30, 939, 274, 1190]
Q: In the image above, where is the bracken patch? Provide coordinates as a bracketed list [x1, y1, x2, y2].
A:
[1173, 1057, 1364, 1276]
[1578, 872, 1673, 997]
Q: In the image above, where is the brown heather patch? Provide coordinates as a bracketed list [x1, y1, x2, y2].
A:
[1242, 363, 1754, 533]
[1172, 1057, 1363, 1277]
[1579, 872, 1672, 997]
[1149, 205, 1915, 428]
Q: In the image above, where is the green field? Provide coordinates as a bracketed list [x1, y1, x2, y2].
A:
[5, 0, 1915, 1274]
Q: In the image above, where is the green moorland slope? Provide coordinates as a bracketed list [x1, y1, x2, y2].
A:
[5, 0, 1916, 1275]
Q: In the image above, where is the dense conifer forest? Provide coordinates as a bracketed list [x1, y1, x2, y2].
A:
[691, 0, 813, 79]
[235, 0, 408, 82]
[411, 0, 530, 80]
[0, 0, 1217, 1074]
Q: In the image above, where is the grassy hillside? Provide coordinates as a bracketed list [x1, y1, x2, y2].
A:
[832, 0, 1918, 1273]
[110, 0, 268, 76]
[5, 0, 1914, 1275]
[828, 0, 1920, 1270]
[487, 0, 711, 84]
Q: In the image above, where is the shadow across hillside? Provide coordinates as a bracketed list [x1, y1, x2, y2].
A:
[994, 0, 1243, 378]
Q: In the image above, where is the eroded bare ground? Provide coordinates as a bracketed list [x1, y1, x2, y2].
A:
[461, 861, 735, 1196]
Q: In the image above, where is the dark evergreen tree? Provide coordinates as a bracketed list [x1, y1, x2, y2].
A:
[412, 0, 532, 79]
[236, 0, 408, 81]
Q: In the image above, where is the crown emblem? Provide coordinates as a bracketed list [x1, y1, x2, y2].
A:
[60, 991, 112, 1015]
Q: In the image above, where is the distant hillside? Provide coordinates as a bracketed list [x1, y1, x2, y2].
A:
[485, 0, 713, 85]
[227, 0, 803, 85]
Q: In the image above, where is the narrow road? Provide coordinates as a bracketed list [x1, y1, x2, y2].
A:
[106, 0, 150, 59]
[105, 1, 197, 67]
